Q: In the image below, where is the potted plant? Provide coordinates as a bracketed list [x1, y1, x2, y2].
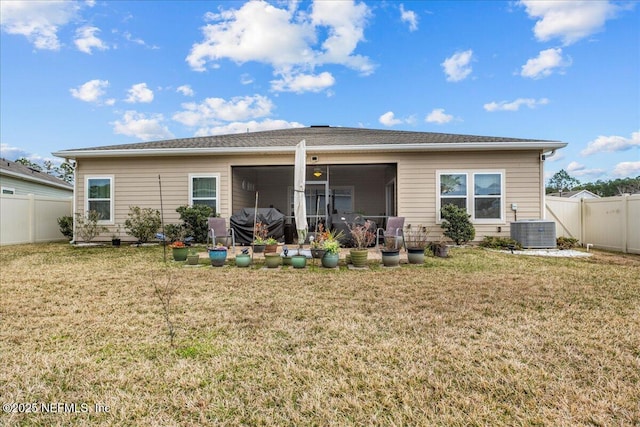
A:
[321, 239, 341, 268]
[111, 224, 122, 247]
[170, 241, 189, 261]
[380, 236, 400, 267]
[264, 237, 278, 254]
[404, 224, 430, 264]
[281, 246, 293, 266]
[346, 218, 375, 268]
[208, 243, 228, 267]
[235, 248, 252, 267]
[186, 248, 200, 265]
[252, 222, 268, 253]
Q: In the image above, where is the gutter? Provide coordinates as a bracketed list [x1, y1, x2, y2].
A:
[53, 141, 568, 159]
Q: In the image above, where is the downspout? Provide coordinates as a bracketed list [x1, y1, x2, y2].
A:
[540, 149, 556, 220]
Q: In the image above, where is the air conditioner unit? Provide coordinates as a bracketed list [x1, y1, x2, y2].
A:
[510, 220, 556, 248]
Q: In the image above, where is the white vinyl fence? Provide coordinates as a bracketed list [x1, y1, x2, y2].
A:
[0, 194, 72, 246]
[546, 194, 640, 254]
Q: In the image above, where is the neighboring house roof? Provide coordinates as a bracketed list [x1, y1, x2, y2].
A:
[547, 190, 600, 199]
[53, 126, 567, 159]
[0, 158, 73, 191]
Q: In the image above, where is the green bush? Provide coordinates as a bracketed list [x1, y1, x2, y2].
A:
[164, 223, 186, 243]
[557, 236, 579, 250]
[124, 206, 161, 243]
[440, 204, 475, 245]
[176, 205, 214, 243]
[75, 210, 108, 243]
[57, 215, 74, 241]
[480, 236, 522, 250]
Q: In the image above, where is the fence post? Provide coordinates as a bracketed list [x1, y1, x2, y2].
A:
[622, 194, 628, 253]
[28, 194, 36, 243]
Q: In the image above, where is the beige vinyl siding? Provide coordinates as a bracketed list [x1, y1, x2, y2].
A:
[75, 148, 544, 242]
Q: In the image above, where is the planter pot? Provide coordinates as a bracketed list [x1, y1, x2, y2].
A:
[381, 249, 400, 267]
[253, 244, 266, 253]
[291, 255, 307, 269]
[172, 247, 189, 262]
[208, 248, 228, 267]
[432, 244, 449, 258]
[282, 256, 292, 266]
[349, 249, 369, 268]
[265, 244, 278, 254]
[264, 253, 281, 268]
[321, 252, 340, 268]
[407, 248, 425, 264]
[235, 253, 251, 268]
[186, 254, 200, 265]
[111, 238, 121, 247]
[311, 248, 326, 259]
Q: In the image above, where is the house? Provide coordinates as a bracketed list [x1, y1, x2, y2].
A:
[0, 158, 73, 197]
[53, 126, 567, 243]
[547, 189, 600, 199]
[0, 158, 73, 245]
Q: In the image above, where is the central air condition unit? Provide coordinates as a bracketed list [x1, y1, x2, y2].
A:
[510, 220, 556, 248]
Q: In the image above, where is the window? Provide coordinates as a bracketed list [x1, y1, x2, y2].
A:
[86, 176, 112, 222]
[1, 187, 15, 195]
[190, 174, 219, 212]
[437, 171, 504, 222]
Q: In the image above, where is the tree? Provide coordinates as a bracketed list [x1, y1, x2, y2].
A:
[547, 169, 580, 194]
[15, 157, 42, 170]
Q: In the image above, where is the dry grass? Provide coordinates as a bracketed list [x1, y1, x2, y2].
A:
[1, 243, 639, 426]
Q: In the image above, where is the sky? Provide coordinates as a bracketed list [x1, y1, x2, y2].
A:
[1, 0, 638, 183]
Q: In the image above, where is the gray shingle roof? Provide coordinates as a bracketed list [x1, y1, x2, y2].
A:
[61, 126, 559, 152]
[0, 158, 73, 189]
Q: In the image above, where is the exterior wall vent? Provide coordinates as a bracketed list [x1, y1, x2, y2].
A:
[510, 220, 556, 248]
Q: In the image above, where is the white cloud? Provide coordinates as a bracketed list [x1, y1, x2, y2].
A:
[581, 131, 640, 156]
[173, 95, 274, 129]
[176, 85, 194, 97]
[74, 25, 108, 54]
[125, 83, 154, 103]
[379, 111, 403, 127]
[70, 79, 110, 103]
[0, 143, 30, 160]
[519, 0, 621, 45]
[566, 160, 605, 177]
[270, 71, 335, 93]
[186, 0, 373, 93]
[112, 111, 173, 141]
[193, 119, 305, 137]
[521, 48, 571, 79]
[0, 0, 83, 50]
[425, 108, 453, 124]
[483, 97, 549, 112]
[612, 162, 640, 178]
[240, 74, 254, 85]
[441, 50, 473, 82]
[400, 4, 418, 32]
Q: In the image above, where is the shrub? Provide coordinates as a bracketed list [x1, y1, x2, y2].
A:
[57, 215, 74, 241]
[124, 206, 161, 243]
[557, 236, 579, 250]
[75, 210, 108, 243]
[164, 223, 187, 243]
[176, 205, 214, 244]
[480, 236, 522, 250]
[440, 204, 475, 245]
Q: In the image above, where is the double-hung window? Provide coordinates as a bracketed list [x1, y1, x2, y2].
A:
[190, 174, 219, 212]
[86, 176, 113, 222]
[437, 171, 504, 223]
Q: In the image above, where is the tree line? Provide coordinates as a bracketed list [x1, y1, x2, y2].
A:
[13, 158, 75, 184]
[546, 169, 640, 197]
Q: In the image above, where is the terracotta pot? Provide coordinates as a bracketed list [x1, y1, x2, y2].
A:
[265, 243, 278, 254]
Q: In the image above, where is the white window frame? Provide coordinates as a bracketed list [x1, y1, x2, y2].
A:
[85, 175, 114, 224]
[436, 170, 505, 224]
[1, 187, 16, 195]
[189, 173, 220, 213]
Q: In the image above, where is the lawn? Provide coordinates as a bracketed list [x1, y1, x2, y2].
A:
[1, 243, 639, 426]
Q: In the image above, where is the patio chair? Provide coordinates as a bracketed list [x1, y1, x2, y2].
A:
[208, 217, 235, 253]
[376, 216, 406, 251]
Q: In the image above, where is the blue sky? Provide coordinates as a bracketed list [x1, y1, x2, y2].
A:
[1, 0, 638, 182]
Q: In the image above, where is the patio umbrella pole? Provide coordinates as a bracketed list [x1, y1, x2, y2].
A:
[252, 191, 258, 264]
